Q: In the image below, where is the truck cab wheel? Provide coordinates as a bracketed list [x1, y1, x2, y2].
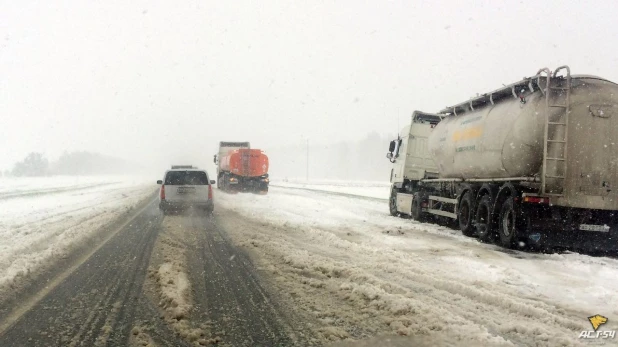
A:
[410, 192, 424, 221]
[498, 197, 519, 248]
[475, 195, 495, 243]
[458, 191, 475, 236]
[389, 188, 399, 216]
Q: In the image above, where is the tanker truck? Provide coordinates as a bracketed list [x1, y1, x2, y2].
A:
[387, 66, 618, 252]
[214, 141, 269, 194]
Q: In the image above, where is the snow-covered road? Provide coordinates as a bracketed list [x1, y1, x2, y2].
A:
[2, 176, 616, 346]
[216, 183, 618, 346]
[0, 176, 154, 292]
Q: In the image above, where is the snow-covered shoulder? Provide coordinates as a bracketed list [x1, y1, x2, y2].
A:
[270, 179, 391, 200]
[0, 175, 155, 292]
[215, 184, 618, 345]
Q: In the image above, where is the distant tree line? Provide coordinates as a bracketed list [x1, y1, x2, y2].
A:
[8, 151, 137, 177]
[51, 151, 136, 175]
[11, 152, 49, 177]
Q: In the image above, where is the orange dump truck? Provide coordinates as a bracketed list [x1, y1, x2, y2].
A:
[214, 142, 269, 193]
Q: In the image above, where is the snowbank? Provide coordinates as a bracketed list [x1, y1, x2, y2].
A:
[270, 179, 390, 200]
[215, 185, 618, 345]
[0, 175, 155, 291]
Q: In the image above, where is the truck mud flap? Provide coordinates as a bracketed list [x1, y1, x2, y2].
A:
[524, 227, 618, 254]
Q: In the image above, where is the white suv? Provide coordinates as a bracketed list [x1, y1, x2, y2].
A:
[157, 167, 215, 215]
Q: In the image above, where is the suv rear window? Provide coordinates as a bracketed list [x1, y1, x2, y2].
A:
[165, 171, 209, 185]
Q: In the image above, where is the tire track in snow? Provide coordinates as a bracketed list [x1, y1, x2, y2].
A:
[184, 213, 309, 346]
[0, 200, 162, 346]
[216, 207, 594, 347]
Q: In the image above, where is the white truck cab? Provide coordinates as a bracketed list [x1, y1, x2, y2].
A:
[387, 112, 440, 217]
[388, 112, 440, 185]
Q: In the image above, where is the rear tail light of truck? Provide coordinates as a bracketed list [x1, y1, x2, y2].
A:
[160, 185, 166, 200]
[523, 196, 549, 204]
[208, 185, 213, 200]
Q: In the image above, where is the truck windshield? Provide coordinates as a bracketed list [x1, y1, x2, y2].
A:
[165, 171, 209, 185]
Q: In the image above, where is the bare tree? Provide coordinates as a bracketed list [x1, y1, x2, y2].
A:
[12, 152, 49, 177]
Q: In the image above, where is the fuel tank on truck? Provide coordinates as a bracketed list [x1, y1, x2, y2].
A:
[427, 74, 618, 211]
[220, 149, 269, 177]
[428, 91, 547, 179]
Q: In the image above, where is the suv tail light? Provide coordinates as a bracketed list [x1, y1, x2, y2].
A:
[208, 184, 213, 200]
[160, 185, 166, 200]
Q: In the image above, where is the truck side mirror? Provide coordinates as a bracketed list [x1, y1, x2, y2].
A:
[213, 155, 218, 164]
[386, 153, 393, 159]
[388, 140, 396, 153]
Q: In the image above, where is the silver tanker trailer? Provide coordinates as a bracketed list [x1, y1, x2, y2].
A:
[387, 66, 618, 252]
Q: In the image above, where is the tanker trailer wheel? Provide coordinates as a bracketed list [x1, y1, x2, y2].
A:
[389, 188, 399, 217]
[498, 197, 520, 248]
[458, 191, 475, 237]
[475, 195, 496, 243]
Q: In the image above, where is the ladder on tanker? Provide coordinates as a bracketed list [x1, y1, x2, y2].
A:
[538, 66, 572, 196]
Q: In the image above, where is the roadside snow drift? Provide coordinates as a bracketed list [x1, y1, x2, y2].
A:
[0, 176, 154, 291]
[271, 179, 390, 200]
[215, 182, 618, 346]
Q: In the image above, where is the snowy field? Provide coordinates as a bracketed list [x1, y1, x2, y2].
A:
[0, 176, 155, 291]
[270, 179, 390, 200]
[216, 183, 618, 346]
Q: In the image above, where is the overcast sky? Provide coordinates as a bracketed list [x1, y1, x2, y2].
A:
[1, 0, 617, 172]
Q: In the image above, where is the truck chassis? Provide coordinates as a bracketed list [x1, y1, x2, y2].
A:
[391, 170, 618, 254]
[218, 171, 269, 194]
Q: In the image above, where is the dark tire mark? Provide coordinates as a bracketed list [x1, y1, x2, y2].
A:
[0, 201, 168, 347]
[186, 214, 307, 347]
[0, 201, 314, 347]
